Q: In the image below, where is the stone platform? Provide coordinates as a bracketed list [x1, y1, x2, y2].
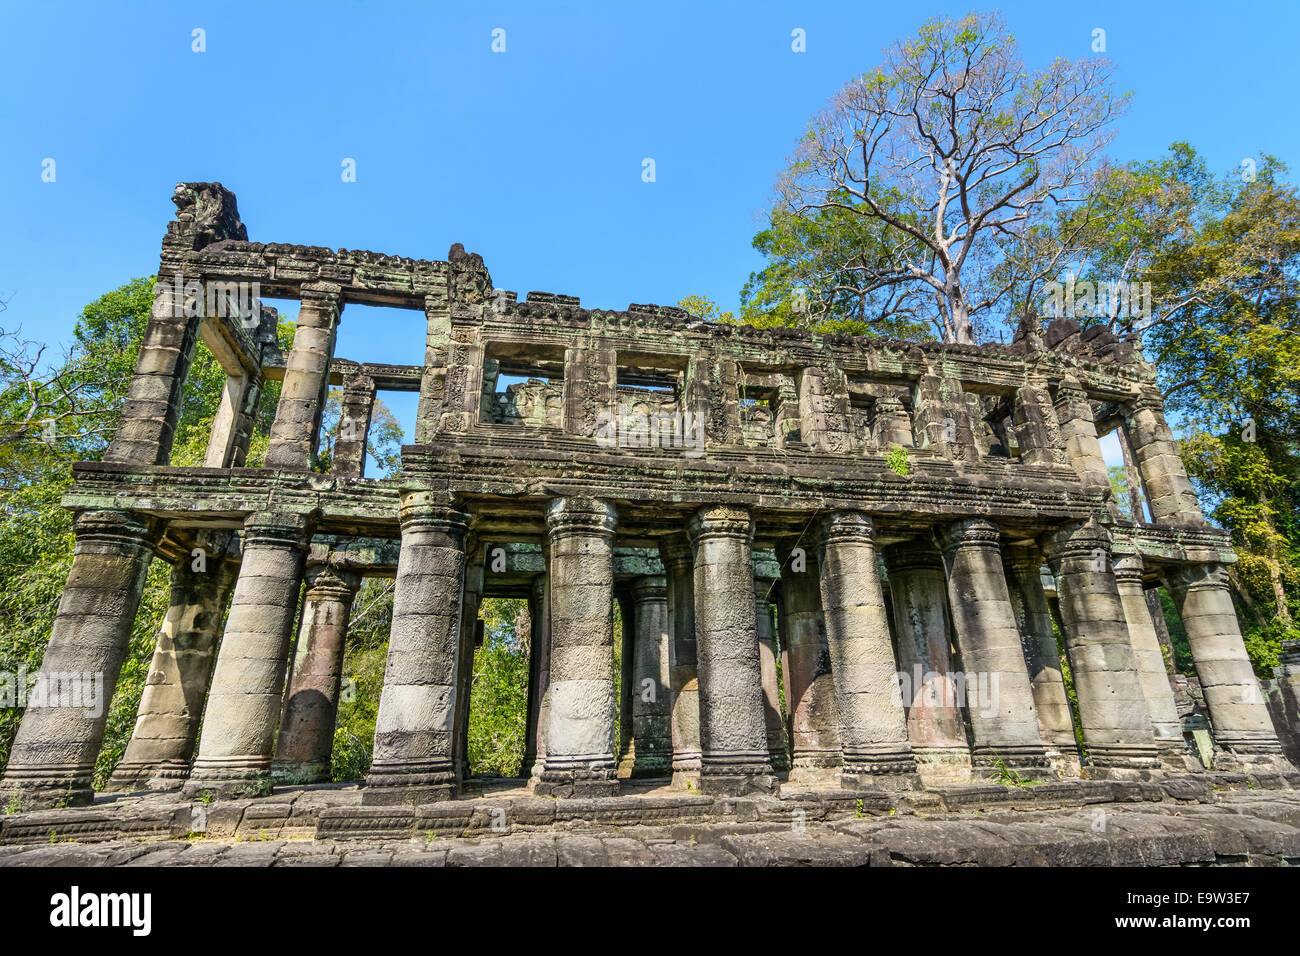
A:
[4, 774, 1300, 867]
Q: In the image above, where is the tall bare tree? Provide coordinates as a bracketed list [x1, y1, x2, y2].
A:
[776, 11, 1125, 343]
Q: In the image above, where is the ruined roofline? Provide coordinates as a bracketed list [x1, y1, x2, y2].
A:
[164, 182, 1151, 386]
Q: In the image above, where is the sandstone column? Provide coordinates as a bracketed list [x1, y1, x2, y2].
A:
[452, 539, 485, 780]
[272, 566, 361, 784]
[106, 548, 239, 792]
[522, 572, 551, 779]
[1124, 394, 1206, 527]
[938, 519, 1050, 775]
[1112, 553, 1187, 762]
[0, 511, 157, 809]
[1052, 375, 1115, 507]
[364, 494, 470, 804]
[883, 542, 971, 777]
[688, 506, 775, 795]
[627, 576, 673, 777]
[1040, 522, 1160, 775]
[660, 533, 702, 785]
[1002, 543, 1081, 764]
[1163, 563, 1287, 766]
[753, 577, 790, 772]
[183, 512, 311, 799]
[775, 542, 841, 777]
[103, 279, 201, 466]
[816, 512, 917, 788]
[264, 282, 341, 470]
[535, 497, 619, 797]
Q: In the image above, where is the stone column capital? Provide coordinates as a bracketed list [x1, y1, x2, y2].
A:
[530, 572, 548, 602]
[241, 511, 314, 551]
[1111, 553, 1146, 586]
[1039, 519, 1111, 566]
[304, 565, 361, 601]
[546, 497, 617, 540]
[1001, 541, 1045, 576]
[1163, 561, 1231, 594]
[398, 492, 470, 537]
[687, 504, 752, 544]
[630, 575, 668, 604]
[71, 509, 160, 554]
[659, 532, 692, 568]
[882, 539, 945, 574]
[299, 281, 343, 306]
[815, 510, 876, 547]
[937, 517, 1001, 556]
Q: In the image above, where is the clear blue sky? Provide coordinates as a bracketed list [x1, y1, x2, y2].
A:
[2, 0, 1295, 447]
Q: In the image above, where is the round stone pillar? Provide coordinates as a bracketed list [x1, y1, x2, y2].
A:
[660, 533, 702, 785]
[628, 575, 673, 777]
[816, 513, 918, 789]
[1002, 543, 1082, 763]
[523, 572, 551, 779]
[0, 510, 157, 809]
[688, 505, 776, 795]
[184, 512, 311, 799]
[1040, 521, 1160, 776]
[273, 566, 361, 784]
[535, 497, 619, 798]
[363, 494, 469, 804]
[1163, 562, 1286, 766]
[938, 518, 1051, 776]
[882, 541, 971, 778]
[1112, 553, 1187, 761]
[754, 577, 791, 772]
[775, 542, 841, 776]
[106, 549, 239, 792]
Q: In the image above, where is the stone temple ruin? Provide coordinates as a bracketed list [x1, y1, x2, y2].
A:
[3, 181, 1298, 815]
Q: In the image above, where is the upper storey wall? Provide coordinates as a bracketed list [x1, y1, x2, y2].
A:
[98, 182, 1207, 537]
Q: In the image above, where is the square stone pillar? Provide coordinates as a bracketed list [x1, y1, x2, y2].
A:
[104, 279, 202, 466]
[1124, 394, 1207, 527]
[882, 542, 972, 781]
[815, 512, 918, 789]
[264, 282, 341, 470]
[272, 566, 361, 785]
[534, 497, 620, 797]
[0, 511, 158, 809]
[330, 375, 376, 478]
[204, 371, 260, 468]
[1112, 553, 1190, 766]
[1002, 542, 1083, 770]
[1163, 563, 1288, 768]
[1051, 376, 1117, 509]
[688, 506, 777, 795]
[452, 538, 485, 781]
[775, 543, 841, 777]
[1040, 521, 1161, 776]
[415, 291, 452, 443]
[363, 494, 470, 804]
[753, 575, 790, 772]
[182, 512, 312, 799]
[660, 533, 702, 785]
[105, 539, 239, 792]
[938, 519, 1052, 777]
[626, 575, 673, 777]
[522, 572, 551, 779]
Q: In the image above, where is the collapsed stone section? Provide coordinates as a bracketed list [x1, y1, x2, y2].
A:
[2, 182, 1295, 811]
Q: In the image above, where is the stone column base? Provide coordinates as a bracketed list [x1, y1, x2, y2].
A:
[183, 757, 274, 801]
[272, 761, 332, 786]
[102, 760, 157, 793]
[699, 772, 779, 796]
[363, 758, 458, 805]
[1087, 744, 1163, 779]
[912, 746, 973, 785]
[532, 774, 620, 799]
[0, 764, 94, 811]
[971, 746, 1056, 783]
